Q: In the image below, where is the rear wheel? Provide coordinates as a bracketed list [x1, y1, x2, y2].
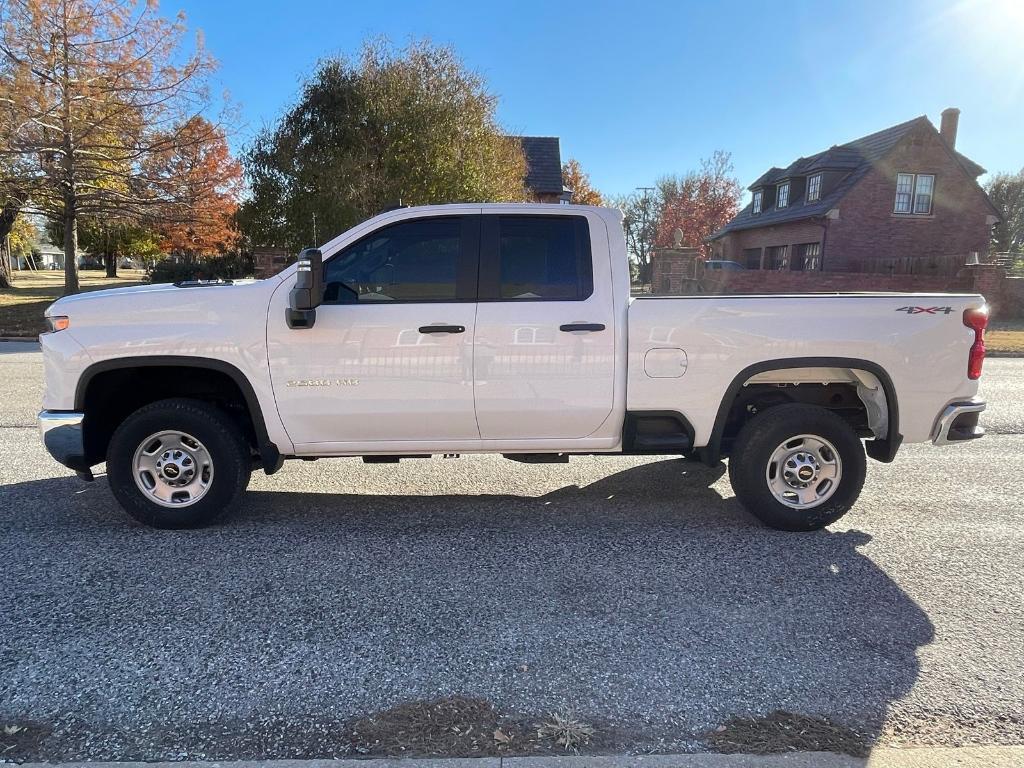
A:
[728, 403, 866, 531]
[107, 398, 251, 529]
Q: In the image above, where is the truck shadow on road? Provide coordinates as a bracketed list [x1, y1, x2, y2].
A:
[0, 458, 934, 759]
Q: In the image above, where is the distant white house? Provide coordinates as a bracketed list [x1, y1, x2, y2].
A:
[7, 213, 88, 270]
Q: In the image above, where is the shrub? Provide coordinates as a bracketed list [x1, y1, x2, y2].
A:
[148, 253, 255, 284]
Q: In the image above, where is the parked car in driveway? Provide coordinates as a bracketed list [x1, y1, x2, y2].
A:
[39, 204, 988, 531]
[704, 260, 746, 271]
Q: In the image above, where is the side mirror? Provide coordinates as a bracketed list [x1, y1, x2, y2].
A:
[286, 248, 323, 329]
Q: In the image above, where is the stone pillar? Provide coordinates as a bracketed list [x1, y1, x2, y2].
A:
[651, 246, 701, 294]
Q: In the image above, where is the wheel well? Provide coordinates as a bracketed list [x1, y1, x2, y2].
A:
[79, 365, 260, 466]
[719, 381, 874, 457]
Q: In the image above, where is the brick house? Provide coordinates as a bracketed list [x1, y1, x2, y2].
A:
[708, 109, 1000, 275]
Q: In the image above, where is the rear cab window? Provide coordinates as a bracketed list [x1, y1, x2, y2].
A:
[480, 215, 593, 301]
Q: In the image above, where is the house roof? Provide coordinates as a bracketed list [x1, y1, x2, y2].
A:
[710, 115, 990, 239]
[517, 136, 564, 195]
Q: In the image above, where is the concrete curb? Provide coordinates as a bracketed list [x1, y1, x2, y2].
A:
[9, 748, 1024, 768]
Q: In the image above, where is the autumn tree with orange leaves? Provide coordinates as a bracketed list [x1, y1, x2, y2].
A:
[654, 151, 742, 258]
[561, 158, 604, 206]
[150, 116, 241, 261]
[0, 0, 231, 293]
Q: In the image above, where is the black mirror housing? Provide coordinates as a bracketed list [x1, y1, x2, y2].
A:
[289, 248, 324, 310]
[287, 248, 324, 329]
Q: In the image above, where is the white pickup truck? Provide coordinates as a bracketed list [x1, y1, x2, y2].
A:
[39, 204, 988, 531]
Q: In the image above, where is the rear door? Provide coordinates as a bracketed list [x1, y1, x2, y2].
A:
[473, 213, 615, 440]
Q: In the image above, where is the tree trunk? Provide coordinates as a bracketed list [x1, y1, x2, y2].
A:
[0, 243, 11, 290]
[63, 200, 80, 295]
[0, 202, 17, 290]
[105, 250, 118, 278]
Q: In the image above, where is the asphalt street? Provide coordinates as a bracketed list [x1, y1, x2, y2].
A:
[1, 341, 1022, 761]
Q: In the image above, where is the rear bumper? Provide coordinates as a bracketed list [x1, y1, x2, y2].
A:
[38, 410, 91, 472]
[932, 399, 986, 445]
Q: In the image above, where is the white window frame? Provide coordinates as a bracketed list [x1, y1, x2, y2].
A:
[807, 173, 822, 202]
[777, 182, 790, 208]
[768, 245, 788, 270]
[895, 172, 935, 215]
[895, 173, 914, 213]
[752, 190, 763, 215]
[913, 174, 935, 215]
[800, 242, 821, 271]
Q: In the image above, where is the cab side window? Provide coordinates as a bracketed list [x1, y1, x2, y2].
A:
[481, 215, 593, 301]
[323, 217, 464, 304]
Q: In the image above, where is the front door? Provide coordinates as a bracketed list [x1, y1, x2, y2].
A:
[473, 213, 616, 440]
[269, 214, 480, 447]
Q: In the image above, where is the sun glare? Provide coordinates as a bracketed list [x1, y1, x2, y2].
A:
[937, 0, 1024, 86]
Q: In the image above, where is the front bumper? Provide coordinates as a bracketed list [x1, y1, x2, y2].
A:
[932, 399, 986, 445]
[38, 410, 92, 474]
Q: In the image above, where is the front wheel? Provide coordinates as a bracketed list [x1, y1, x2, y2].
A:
[728, 403, 866, 531]
[107, 398, 252, 529]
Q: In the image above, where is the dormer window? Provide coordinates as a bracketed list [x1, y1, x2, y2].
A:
[752, 190, 763, 215]
[777, 182, 790, 208]
[807, 173, 822, 202]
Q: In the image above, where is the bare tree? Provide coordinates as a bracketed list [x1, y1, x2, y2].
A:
[0, 0, 224, 293]
[614, 190, 658, 284]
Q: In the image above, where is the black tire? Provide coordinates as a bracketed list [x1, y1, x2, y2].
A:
[106, 398, 252, 529]
[728, 403, 866, 531]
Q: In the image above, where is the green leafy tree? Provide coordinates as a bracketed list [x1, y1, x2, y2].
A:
[986, 169, 1024, 254]
[47, 216, 162, 273]
[0, 210, 35, 285]
[237, 39, 527, 250]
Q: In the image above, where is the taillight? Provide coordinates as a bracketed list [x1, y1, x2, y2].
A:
[963, 306, 988, 380]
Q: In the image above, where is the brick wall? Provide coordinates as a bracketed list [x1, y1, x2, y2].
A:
[693, 264, 1013, 317]
[652, 247, 1015, 314]
[700, 270, 973, 295]
[1003, 278, 1024, 319]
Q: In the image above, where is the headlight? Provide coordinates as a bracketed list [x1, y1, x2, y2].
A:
[45, 315, 70, 333]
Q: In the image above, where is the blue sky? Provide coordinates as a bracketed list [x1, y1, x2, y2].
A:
[174, 0, 1023, 201]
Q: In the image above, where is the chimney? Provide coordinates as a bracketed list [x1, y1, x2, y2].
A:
[940, 107, 960, 148]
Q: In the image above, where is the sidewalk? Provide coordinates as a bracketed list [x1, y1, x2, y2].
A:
[13, 747, 1024, 768]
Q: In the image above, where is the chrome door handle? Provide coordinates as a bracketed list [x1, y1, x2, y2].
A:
[418, 324, 466, 334]
[559, 323, 605, 332]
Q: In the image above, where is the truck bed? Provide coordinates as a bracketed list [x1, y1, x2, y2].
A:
[627, 292, 985, 446]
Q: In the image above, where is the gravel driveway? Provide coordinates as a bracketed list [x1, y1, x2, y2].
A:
[1, 343, 1022, 760]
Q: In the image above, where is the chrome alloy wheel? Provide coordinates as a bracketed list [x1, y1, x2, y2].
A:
[765, 434, 842, 509]
[132, 430, 214, 508]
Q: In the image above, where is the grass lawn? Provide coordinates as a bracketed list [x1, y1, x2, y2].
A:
[0, 269, 146, 337]
[988, 321, 1024, 354]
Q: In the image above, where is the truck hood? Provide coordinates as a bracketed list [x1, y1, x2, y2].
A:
[45, 279, 282, 341]
[48, 280, 264, 313]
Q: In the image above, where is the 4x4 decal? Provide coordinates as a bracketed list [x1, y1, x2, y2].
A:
[895, 306, 954, 315]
